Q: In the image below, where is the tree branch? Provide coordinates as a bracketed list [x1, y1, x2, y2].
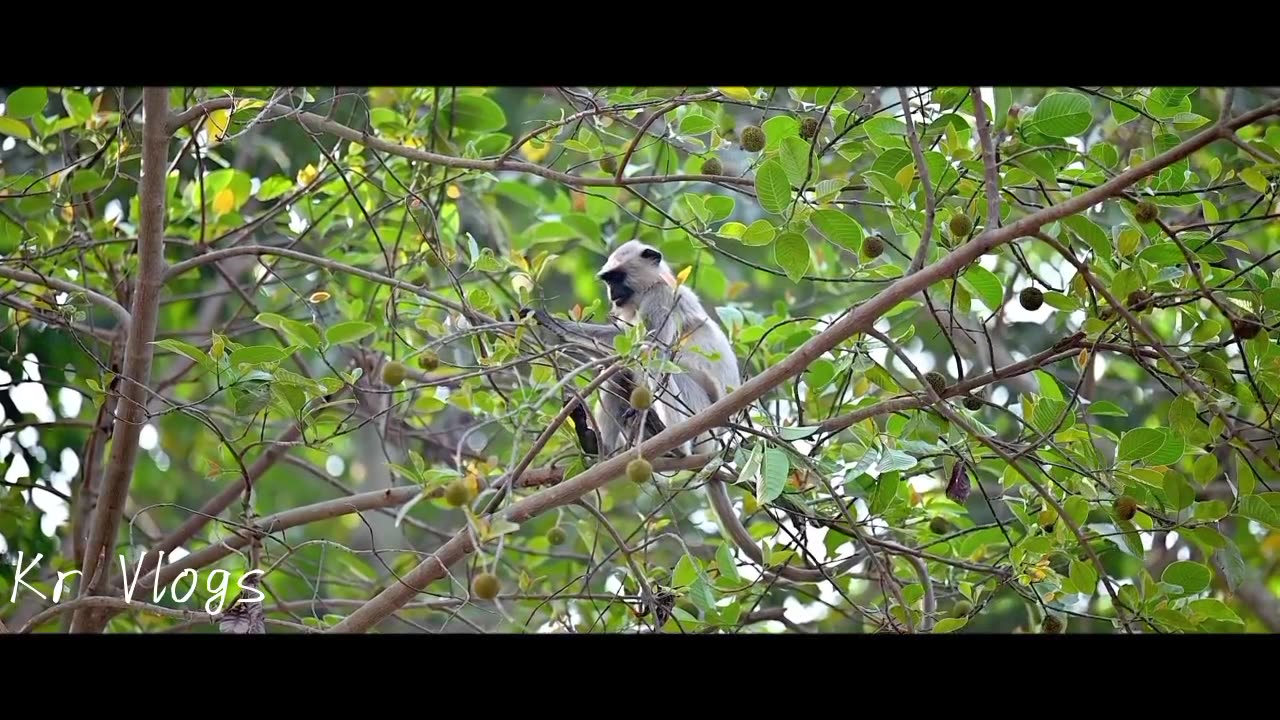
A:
[71, 88, 171, 633]
[970, 86, 1002, 232]
[0, 266, 131, 328]
[165, 98, 754, 190]
[899, 87, 936, 274]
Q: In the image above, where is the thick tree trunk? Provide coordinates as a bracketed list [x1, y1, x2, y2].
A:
[70, 88, 170, 633]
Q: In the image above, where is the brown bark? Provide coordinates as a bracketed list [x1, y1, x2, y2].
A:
[69, 88, 171, 633]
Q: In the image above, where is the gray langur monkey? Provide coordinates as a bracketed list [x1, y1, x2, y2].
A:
[527, 240, 864, 584]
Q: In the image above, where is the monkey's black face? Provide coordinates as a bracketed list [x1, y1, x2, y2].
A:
[599, 269, 633, 308]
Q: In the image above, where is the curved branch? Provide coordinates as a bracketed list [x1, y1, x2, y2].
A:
[165, 98, 755, 190]
[0, 266, 131, 328]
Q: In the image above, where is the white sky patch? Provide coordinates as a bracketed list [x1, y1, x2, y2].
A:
[139, 424, 158, 451]
[326, 455, 345, 476]
[58, 387, 83, 418]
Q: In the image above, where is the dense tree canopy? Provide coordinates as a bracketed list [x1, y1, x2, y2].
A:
[2, 86, 1279, 634]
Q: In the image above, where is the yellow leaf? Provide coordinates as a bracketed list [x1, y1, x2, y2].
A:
[676, 265, 692, 286]
[296, 163, 319, 187]
[717, 87, 754, 101]
[511, 273, 534, 297]
[520, 140, 551, 163]
[895, 164, 916, 191]
[446, 184, 462, 200]
[212, 187, 235, 215]
[1241, 168, 1269, 194]
[309, 291, 331, 303]
[206, 109, 230, 144]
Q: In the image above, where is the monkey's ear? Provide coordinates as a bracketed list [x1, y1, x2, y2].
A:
[640, 247, 662, 263]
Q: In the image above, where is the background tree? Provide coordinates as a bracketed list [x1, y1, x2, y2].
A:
[1, 85, 1278, 634]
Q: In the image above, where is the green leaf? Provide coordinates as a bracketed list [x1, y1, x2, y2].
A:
[1238, 495, 1280, 529]
[1193, 500, 1229, 521]
[1117, 427, 1165, 463]
[254, 312, 321, 350]
[1192, 454, 1219, 485]
[779, 136, 812, 187]
[1162, 561, 1211, 595]
[673, 554, 698, 588]
[1087, 400, 1128, 417]
[762, 116, 799, 147]
[1213, 544, 1245, 592]
[1163, 473, 1194, 511]
[0, 117, 32, 140]
[960, 265, 1003, 311]
[757, 448, 790, 505]
[679, 114, 715, 136]
[932, 617, 967, 633]
[1150, 87, 1196, 107]
[441, 94, 507, 133]
[4, 87, 48, 120]
[1112, 101, 1138, 125]
[877, 449, 917, 474]
[740, 219, 775, 247]
[69, 169, 108, 194]
[62, 90, 93, 123]
[1070, 558, 1098, 596]
[773, 232, 810, 282]
[716, 543, 741, 585]
[810, 210, 863, 253]
[256, 176, 293, 201]
[1146, 430, 1184, 466]
[1063, 215, 1110, 252]
[871, 473, 900, 515]
[1036, 370, 1064, 401]
[755, 160, 792, 215]
[705, 196, 734, 222]
[1240, 168, 1269, 194]
[1025, 92, 1093, 138]
[1188, 598, 1243, 626]
[1138, 243, 1187, 266]
[151, 339, 215, 373]
[326, 321, 376, 346]
[229, 346, 289, 365]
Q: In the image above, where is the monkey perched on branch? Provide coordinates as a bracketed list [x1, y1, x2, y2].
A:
[525, 240, 862, 584]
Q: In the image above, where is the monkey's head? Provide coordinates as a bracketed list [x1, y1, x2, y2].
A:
[598, 240, 675, 315]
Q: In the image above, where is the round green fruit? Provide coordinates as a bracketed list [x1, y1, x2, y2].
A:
[630, 385, 653, 411]
[1134, 201, 1159, 224]
[863, 235, 885, 259]
[701, 157, 723, 175]
[546, 526, 567, 546]
[799, 117, 819, 140]
[381, 361, 408, 386]
[472, 572, 501, 600]
[627, 458, 653, 484]
[740, 125, 766, 153]
[444, 480, 472, 508]
[1114, 495, 1138, 521]
[963, 395, 983, 411]
[949, 214, 973, 238]
[600, 156, 618, 174]
[929, 516, 951, 534]
[925, 371, 947, 396]
[1019, 287, 1044, 311]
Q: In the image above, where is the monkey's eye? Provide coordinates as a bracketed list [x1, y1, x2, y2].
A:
[640, 248, 661, 262]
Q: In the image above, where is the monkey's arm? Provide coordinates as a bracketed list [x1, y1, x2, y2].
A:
[525, 307, 623, 346]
